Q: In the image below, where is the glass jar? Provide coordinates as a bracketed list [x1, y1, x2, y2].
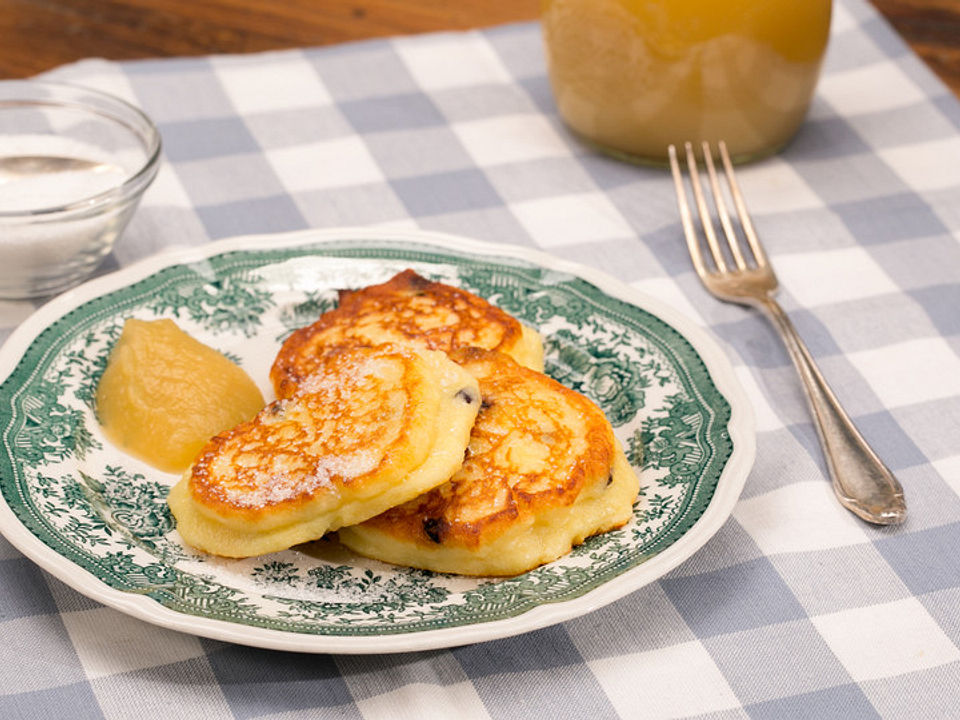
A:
[541, 0, 832, 164]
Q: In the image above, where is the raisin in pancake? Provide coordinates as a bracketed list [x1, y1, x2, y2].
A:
[167, 343, 480, 557]
[338, 348, 640, 577]
[271, 269, 543, 399]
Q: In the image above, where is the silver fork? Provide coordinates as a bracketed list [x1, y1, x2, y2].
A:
[669, 141, 906, 525]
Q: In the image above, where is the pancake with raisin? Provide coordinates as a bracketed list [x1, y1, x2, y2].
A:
[167, 343, 480, 557]
[338, 348, 640, 577]
[271, 269, 543, 399]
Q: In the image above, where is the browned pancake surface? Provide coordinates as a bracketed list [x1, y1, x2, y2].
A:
[168, 342, 482, 557]
[271, 269, 535, 399]
[190, 344, 433, 523]
[354, 348, 616, 551]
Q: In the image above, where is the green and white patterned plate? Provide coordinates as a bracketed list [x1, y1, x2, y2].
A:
[0, 228, 754, 653]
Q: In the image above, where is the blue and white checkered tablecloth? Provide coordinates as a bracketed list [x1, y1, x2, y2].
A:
[2, 0, 960, 717]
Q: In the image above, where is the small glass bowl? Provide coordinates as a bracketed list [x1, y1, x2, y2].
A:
[0, 81, 161, 299]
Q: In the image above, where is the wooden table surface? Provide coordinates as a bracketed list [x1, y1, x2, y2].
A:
[1, 0, 958, 98]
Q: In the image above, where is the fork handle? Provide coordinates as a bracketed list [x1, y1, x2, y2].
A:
[757, 296, 906, 524]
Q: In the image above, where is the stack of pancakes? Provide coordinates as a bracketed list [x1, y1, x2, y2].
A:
[168, 269, 640, 576]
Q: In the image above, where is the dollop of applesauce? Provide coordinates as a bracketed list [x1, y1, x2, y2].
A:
[96, 318, 265, 473]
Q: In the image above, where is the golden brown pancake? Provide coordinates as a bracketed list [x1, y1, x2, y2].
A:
[271, 269, 543, 399]
[167, 343, 480, 557]
[338, 348, 640, 576]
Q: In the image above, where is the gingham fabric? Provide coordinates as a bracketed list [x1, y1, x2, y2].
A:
[2, 0, 959, 717]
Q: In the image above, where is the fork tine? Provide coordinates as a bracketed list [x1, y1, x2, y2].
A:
[683, 142, 729, 273]
[701, 141, 748, 270]
[718, 140, 769, 268]
[668, 144, 709, 278]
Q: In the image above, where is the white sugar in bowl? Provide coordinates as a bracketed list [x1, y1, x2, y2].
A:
[0, 81, 161, 299]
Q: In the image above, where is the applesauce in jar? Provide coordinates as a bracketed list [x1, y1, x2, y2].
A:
[541, 0, 832, 163]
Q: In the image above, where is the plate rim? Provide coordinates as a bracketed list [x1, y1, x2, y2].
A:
[0, 226, 756, 654]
